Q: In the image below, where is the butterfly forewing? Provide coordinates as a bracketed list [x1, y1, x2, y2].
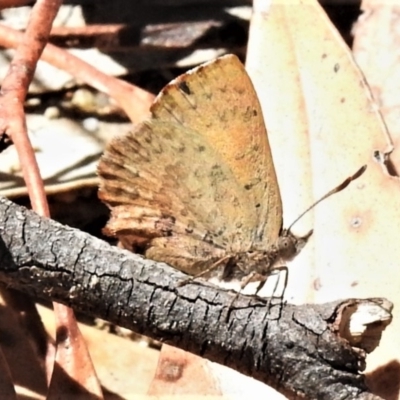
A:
[150, 55, 283, 247]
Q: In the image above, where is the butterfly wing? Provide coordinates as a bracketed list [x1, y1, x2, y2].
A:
[151, 54, 283, 246]
[98, 54, 283, 273]
[99, 121, 258, 272]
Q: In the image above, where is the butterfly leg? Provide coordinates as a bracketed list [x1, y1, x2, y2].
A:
[261, 266, 288, 317]
[255, 266, 289, 298]
[226, 267, 289, 321]
[224, 271, 258, 322]
[177, 255, 232, 287]
[221, 258, 254, 320]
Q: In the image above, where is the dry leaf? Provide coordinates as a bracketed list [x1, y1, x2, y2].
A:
[352, 1, 400, 168]
[247, 0, 399, 398]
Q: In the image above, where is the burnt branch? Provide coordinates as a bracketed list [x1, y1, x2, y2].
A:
[0, 196, 391, 400]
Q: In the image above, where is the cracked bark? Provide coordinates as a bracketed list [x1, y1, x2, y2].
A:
[0, 196, 391, 400]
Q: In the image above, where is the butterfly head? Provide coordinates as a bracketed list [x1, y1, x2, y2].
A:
[236, 229, 312, 277]
[275, 228, 313, 262]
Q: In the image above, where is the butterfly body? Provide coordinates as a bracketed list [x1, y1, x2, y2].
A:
[98, 54, 309, 289]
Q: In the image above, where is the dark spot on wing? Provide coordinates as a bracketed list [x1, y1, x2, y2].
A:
[334, 63, 340, 73]
[215, 228, 224, 236]
[244, 106, 257, 121]
[185, 220, 196, 234]
[197, 145, 205, 152]
[203, 231, 214, 244]
[178, 81, 191, 95]
[156, 215, 176, 236]
[197, 65, 206, 76]
[244, 178, 260, 190]
[219, 110, 228, 122]
[210, 164, 225, 180]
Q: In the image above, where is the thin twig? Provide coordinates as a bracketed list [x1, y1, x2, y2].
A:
[0, 23, 155, 123]
[0, 1, 103, 396]
[0, 196, 390, 400]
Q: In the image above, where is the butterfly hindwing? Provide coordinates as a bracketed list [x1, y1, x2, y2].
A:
[99, 120, 261, 261]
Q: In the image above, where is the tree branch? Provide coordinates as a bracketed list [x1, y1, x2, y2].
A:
[0, 196, 391, 400]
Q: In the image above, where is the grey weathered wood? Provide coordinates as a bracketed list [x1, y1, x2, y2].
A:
[0, 196, 385, 399]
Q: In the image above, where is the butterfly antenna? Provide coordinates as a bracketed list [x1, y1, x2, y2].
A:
[287, 165, 367, 233]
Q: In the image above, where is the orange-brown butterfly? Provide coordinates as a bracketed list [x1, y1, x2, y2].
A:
[98, 54, 365, 294]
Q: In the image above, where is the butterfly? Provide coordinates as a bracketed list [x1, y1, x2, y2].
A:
[98, 54, 365, 293]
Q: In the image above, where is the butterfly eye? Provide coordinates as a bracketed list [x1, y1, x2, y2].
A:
[276, 237, 295, 255]
[277, 238, 289, 248]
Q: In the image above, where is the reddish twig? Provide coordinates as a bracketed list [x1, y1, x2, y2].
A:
[0, 0, 59, 214]
[0, 24, 155, 123]
[0, 0, 33, 9]
[0, 1, 103, 397]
